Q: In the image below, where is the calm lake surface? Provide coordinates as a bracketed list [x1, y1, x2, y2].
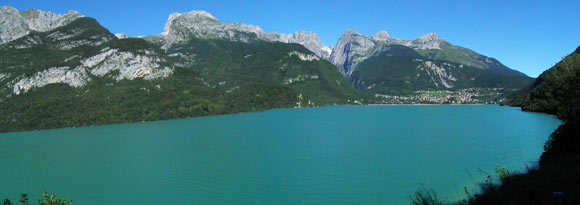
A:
[0, 105, 561, 204]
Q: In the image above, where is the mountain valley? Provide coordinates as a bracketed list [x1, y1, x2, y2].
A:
[0, 6, 535, 131]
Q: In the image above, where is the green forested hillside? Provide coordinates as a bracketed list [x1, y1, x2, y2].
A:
[416, 41, 528, 77]
[504, 46, 580, 115]
[164, 38, 362, 105]
[0, 67, 298, 132]
[522, 48, 580, 115]
[0, 15, 538, 132]
[0, 17, 361, 132]
[0, 18, 115, 80]
[471, 46, 580, 204]
[351, 45, 534, 95]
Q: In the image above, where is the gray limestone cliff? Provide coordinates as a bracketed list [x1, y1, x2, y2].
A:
[0, 6, 82, 44]
[155, 10, 331, 59]
[328, 28, 511, 78]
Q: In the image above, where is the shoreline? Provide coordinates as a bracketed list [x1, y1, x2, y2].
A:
[1, 103, 498, 134]
[365, 103, 489, 106]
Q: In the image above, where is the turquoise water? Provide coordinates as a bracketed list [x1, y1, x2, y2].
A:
[0, 105, 560, 204]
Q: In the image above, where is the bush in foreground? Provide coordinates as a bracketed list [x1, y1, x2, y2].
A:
[2, 191, 72, 205]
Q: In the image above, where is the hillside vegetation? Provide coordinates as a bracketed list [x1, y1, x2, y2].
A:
[470, 46, 580, 204]
[352, 45, 533, 95]
[0, 18, 361, 132]
[164, 37, 362, 105]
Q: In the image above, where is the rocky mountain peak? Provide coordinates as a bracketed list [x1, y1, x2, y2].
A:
[329, 30, 450, 76]
[160, 10, 262, 49]
[0, 5, 18, 13]
[161, 12, 181, 36]
[0, 6, 28, 44]
[416, 32, 443, 42]
[343, 29, 359, 36]
[287, 30, 331, 59]
[158, 10, 331, 59]
[373, 31, 390, 41]
[0, 6, 82, 44]
[182, 10, 217, 20]
[330, 29, 379, 76]
[412, 32, 444, 50]
[334, 29, 363, 46]
[20, 8, 83, 32]
[21, 9, 56, 18]
[161, 11, 221, 36]
[293, 30, 316, 39]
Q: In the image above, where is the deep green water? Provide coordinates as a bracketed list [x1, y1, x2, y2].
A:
[0, 105, 561, 204]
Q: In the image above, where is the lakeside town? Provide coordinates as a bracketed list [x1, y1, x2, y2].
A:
[374, 88, 505, 104]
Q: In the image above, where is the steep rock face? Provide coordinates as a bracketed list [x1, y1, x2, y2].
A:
[156, 11, 331, 59]
[2, 18, 115, 51]
[12, 47, 173, 95]
[329, 29, 524, 78]
[0, 6, 29, 44]
[0, 6, 82, 44]
[412, 32, 444, 50]
[415, 60, 457, 88]
[329, 29, 447, 76]
[286, 31, 331, 59]
[288, 51, 320, 61]
[161, 11, 258, 48]
[12, 66, 89, 95]
[86, 48, 173, 81]
[329, 29, 379, 76]
[20, 9, 82, 32]
[372, 31, 390, 41]
[1, 18, 174, 95]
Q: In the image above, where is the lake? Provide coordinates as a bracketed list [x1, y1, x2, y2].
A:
[0, 105, 561, 204]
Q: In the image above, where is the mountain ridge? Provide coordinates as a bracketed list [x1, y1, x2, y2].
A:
[0, 5, 82, 44]
[328, 28, 527, 78]
[1, 16, 355, 132]
[1, 6, 528, 81]
[153, 10, 332, 59]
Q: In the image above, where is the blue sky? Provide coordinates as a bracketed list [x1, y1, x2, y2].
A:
[3, 0, 579, 77]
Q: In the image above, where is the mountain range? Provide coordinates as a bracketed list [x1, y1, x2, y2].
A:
[0, 6, 534, 131]
[141, 9, 532, 94]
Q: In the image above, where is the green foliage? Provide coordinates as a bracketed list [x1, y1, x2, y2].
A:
[0, 17, 115, 80]
[495, 164, 511, 183]
[221, 83, 298, 113]
[0, 17, 364, 132]
[352, 45, 534, 96]
[410, 186, 443, 205]
[515, 46, 580, 164]
[471, 45, 580, 204]
[520, 52, 580, 116]
[19, 194, 28, 205]
[416, 42, 527, 77]
[0, 68, 308, 132]
[2, 191, 71, 205]
[418, 42, 479, 68]
[38, 191, 71, 205]
[166, 38, 362, 105]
